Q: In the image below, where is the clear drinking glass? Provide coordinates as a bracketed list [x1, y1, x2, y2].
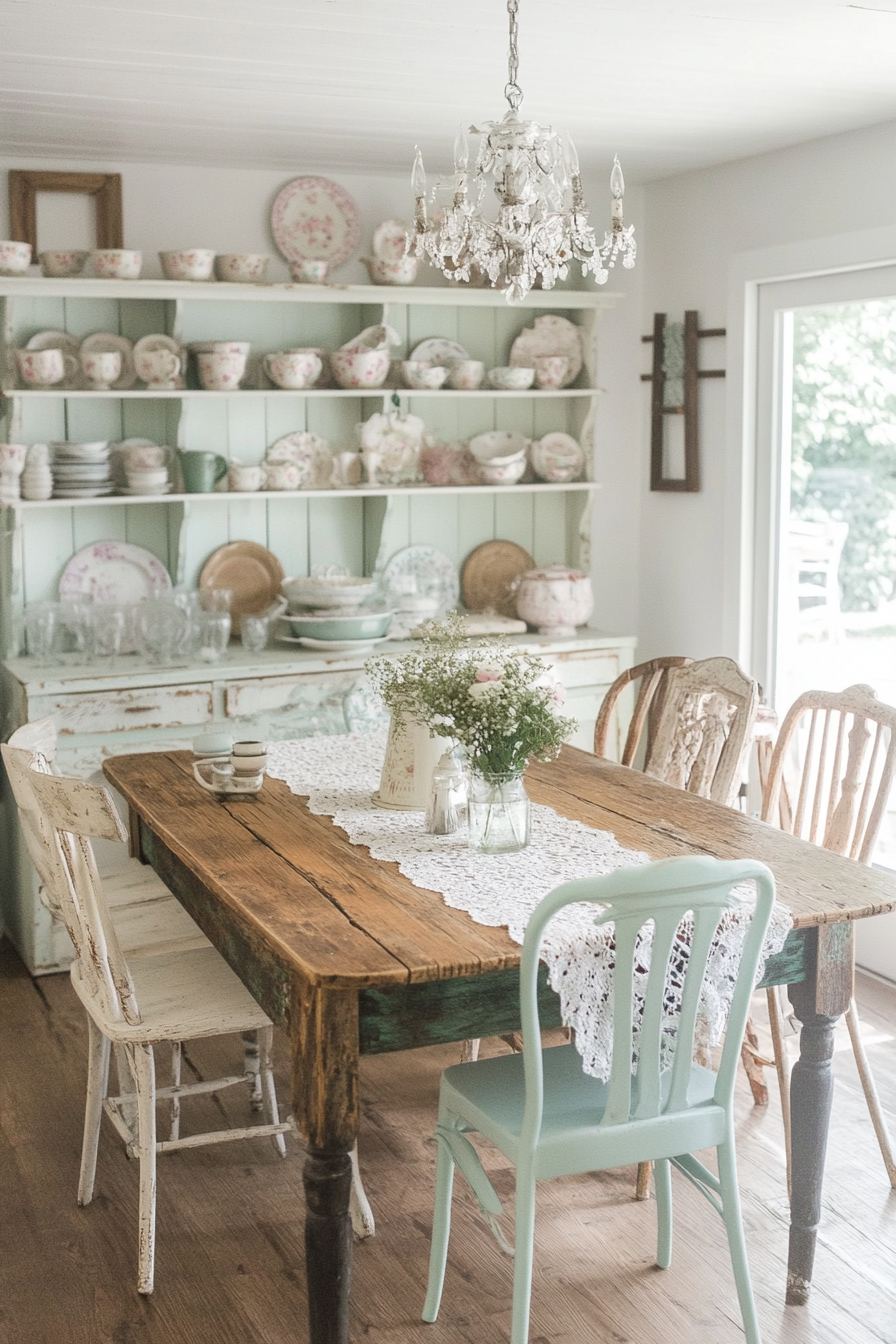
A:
[240, 614, 269, 653]
[135, 600, 189, 664]
[89, 605, 127, 667]
[197, 610, 231, 662]
[59, 597, 96, 664]
[24, 601, 60, 661]
[200, 587, 233, 614]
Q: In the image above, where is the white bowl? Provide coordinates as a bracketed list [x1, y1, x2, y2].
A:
[214, 253, 270, 283]
[401, 361, 448, 390]
[92, 249, 142, 280]
[363, 255, 419, 286]
[160, 249, 216, 281]
[478, 457, 527, 485]
[282, 575, 376, 609]
[487, 365, 535, 391]
[330, 347, 390, 390]
[39, 250, 88, 277]
[468, 430, 530, 464]
[0, 241, 32, 275]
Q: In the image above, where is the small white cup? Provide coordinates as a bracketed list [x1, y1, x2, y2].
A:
[80, 350, 122, 391]
[264, 461, 301, 491]
[264, 349, 322, 390]
[533, 355, 570, 389]
[291, 259, 329, 283]
[15, 347, 76, 388]
[136, 347, 181, 388]
[214, 253, 270, 283]
[92, 249, 142, 280]
[447, 359, 486, 390]
[0, 240, 32, 276]
[39, 249, 88, 277]
[197, 350, 247, 390]
[228, 463, 265, 492]
[159, 249, 216, 281]
[331, 452, 362, 488]
[0, 444, 27, 472]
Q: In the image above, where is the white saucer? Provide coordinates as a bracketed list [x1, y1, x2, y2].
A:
[277, 634, 390, 652]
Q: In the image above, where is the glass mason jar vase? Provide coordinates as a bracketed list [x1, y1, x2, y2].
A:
[468, 770, 531, 854]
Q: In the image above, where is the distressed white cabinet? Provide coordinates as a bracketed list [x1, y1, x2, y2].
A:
[0, 275, 633, 973]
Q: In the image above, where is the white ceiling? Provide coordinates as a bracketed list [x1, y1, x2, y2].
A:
[4, 0, 896, 182]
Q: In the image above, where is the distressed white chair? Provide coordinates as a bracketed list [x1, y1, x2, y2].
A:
[422, 856, 776, 1344]
[593, 655, 692, 766]
[23, 759, 294, 1294]
[3, 730, 376, 1241]
[761, 683, 896, 1192]
[788, 518, 849, 645]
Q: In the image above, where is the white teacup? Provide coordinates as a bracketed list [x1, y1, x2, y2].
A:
[0, 444, 28, 473]
[80, 350, 122, 390]
[264, 461, 301, 490]
[331, 347, 390, 389]
[123, 444, 167, 469]
[15, 347, 76, 387]
[159, 249, 215, 281]
[264, 349, 322, 390]
[447, 359, 486, 390]
[92, 249, 142, 280]
[215, 253, 270, 283]
[197, 350, 247, 390]
[39, 249, 88, 277]
[291, 259, 329, 283]
[487, 365, 535, 390]
[533, 355, 570, 389]
[0, 240, 32, 276]
[192, 759, 263, 795]
[136, 347, 181, 388]
[401, 360, 448, 390]
[228, 463, 265, 492]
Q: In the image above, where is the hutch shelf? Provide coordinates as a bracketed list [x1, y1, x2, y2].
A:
[0, 276, 635, 974]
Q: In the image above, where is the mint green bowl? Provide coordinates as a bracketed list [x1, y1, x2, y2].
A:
[280, 609, 393, 640]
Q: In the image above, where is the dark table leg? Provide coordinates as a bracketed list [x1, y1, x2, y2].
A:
[785, 923, 854, 1305]
[291, 979, 360, 1344]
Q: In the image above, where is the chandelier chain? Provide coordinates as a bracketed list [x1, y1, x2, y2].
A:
[504, 0, 522, 111]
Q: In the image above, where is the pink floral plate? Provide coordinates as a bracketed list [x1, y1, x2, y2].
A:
[271, 176, 360, 270]
[59, 541, 172, 606]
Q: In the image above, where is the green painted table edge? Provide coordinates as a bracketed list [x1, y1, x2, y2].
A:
[137, 816, 809, 1055]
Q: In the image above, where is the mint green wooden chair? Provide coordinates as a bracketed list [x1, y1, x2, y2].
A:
[422, 855, 775, 1344]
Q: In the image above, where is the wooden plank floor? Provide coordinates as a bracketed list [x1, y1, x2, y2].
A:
[2, 938, 896, 1344]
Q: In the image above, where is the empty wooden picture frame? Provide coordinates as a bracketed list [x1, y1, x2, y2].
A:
[8, 170, 123, 252]
[641, 311, 726, 492]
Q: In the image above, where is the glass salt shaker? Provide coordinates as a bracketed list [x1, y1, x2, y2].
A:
[425, 749, 467, 835]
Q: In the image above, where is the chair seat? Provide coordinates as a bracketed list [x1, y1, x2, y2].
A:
[441, 1044, 724, 1180]
[71, 945, 273, 1043]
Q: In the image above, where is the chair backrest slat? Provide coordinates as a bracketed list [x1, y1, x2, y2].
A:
[810, 710, 834, 845]
[517, 857, 776, 1154]
[593, 657, 692, 768]
[762, 685, 896, 868]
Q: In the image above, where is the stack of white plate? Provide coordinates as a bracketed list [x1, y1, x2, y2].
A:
[50, 441, 114, 498]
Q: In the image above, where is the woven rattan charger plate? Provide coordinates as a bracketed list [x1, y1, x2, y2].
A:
[461, 540, 535, 619]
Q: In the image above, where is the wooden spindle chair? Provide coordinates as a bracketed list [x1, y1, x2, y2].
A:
[761, 683, 896, 1192]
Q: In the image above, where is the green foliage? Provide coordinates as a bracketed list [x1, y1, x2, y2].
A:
[792, 301, 896, 611]
[365, 615, 577, 776]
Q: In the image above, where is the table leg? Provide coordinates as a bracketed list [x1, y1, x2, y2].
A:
[291, 980, 360, 1344]
[785, 923, 854, 1305]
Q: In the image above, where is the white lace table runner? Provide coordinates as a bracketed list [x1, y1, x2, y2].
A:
[267, 733, 792, 1081]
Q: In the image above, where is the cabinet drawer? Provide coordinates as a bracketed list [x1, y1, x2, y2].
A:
[31, 684, 214, 736]
[544, 648, 621, 690]
[226, 670, 361, 719]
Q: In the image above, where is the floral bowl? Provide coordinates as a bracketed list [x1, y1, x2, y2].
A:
[214, 252, 270, 283]
[92, 249, 142, 279]
[477, 456, 527, 486]
[281, 574, 377, 609]
[39, 249, 88, 277]
[487, 365, 535, 391]
[0, 240, 32, 275]
[331, 347, 390, 389]
[363, 255, 418, 286]
[401, 361, 448, 390]
[159, 249, 216, 281]
[468, 430, 529, 465]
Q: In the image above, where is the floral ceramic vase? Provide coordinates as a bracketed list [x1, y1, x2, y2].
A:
[468, 770, 531, 854]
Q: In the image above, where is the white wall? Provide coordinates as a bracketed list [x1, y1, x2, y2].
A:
[638, 117, 896, 666]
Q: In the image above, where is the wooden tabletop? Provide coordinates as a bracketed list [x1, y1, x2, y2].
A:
[103, 745, 896, 997]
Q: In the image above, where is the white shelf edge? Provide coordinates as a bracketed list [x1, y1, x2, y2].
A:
[2, 386, 601, 400]
[0, 276, 621, 309]
[5, 482, 600, 509]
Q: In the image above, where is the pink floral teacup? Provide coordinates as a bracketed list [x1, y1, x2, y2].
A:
[228, 463, 265, 492]
[91, 249, 142, 279]
[15, 347, 76, 387]
[80, 350, 122, 391]
[136, 347, 181, 389]
[159, 249, 215, 281]
[291, 259, 329, 283]
[123, 444, 167, 470]
[39, 249, 88, 277]
[263, 349, 322, 390]
[214, 253, 270, 283]
[331, 347, 390, 389]
[197, 350, 247, 390]
[0, 444, 27, 474]
[533, 355, 570, 390]
[447, 359, 485, 390]
[0, 240, 32, 275]
[264, 461, 301, 491]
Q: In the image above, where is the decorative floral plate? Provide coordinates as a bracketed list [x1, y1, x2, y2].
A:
[266, 432, 333, 488]
[381, 545, 460, 613]
[271, 176, 360, 271]
[372, 219, 411, 261]
[59, 541, 172, 607]
[79, 332, 137, 390]
[410, 337, 469, 367]
[509, 315, 583, 387]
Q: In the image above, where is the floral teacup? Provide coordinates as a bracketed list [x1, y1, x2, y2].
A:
[159, 249, 215, 281]
[263, 349, 322, 390]
[533, 355, 570, 390]
[39, 249, 88, 277]
[197, 350, 247, 390]
[135, 347, 181, 389]
[331, 347, 390, 389]
[291, 259, 329, 283]
[447, 359, 485, 390]
[0, 240, 32, 275]
[264, 461, 301, 491]
[228, 463, 265, 492]
[92, 249, 142, 279]
[214, 253, 270, 283]
[80, 350, 122, 391]
[15, 347, 76, 387]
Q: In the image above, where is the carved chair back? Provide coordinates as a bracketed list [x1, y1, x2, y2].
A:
[761, 683, 896, 863]
[593, 656, 692, 767]
[643, 657, 759, 807]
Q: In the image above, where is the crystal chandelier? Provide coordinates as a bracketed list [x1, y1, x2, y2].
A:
[412, 0, 636, 303]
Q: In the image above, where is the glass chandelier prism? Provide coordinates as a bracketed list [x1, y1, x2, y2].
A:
[412, 0, 636, 303]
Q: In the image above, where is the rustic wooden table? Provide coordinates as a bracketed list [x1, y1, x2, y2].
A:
[104, 746, 896, 1344]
